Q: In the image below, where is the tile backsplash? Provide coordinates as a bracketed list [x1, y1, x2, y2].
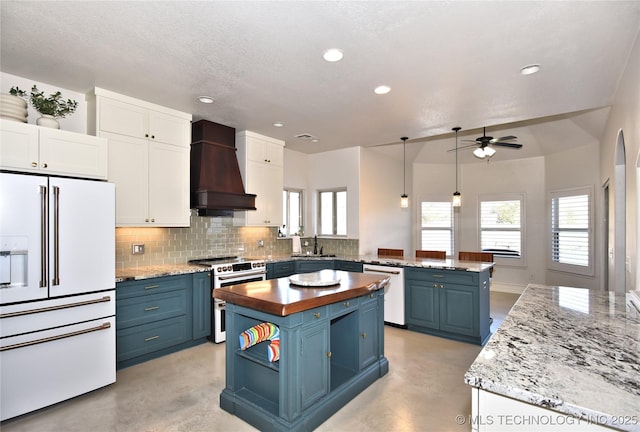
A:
[116, 211, 359, 270]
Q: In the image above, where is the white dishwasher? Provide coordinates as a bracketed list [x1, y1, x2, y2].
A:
[363, 264, 405, 326]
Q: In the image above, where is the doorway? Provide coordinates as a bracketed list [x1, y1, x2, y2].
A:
[613, 129, 626, 293]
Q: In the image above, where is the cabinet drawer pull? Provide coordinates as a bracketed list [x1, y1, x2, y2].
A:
[144, 306, 159, 311]
[145, 335, 160, 342]
[432, 274, 444, 278]
[144, 284, 160, 290]
[314, 312, 321, 319]
[326, 351, 332, 358]
[361, 332, 367, 339]
[343, 301, 350, 307]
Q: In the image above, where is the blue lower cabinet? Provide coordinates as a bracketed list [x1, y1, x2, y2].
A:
[405, 267, 490, 345]
[266, 261, 296, 279]
[220, 292, 388, 431]
[334, 260, 363, 273]
[116, 272, 211, 369]
[295, 260, 334, 274]
[192, 271, 212, 340]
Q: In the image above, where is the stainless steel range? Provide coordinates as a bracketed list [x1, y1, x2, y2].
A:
[188, 256, 266, 343]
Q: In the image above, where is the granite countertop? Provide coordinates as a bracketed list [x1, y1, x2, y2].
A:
[214, 270, 390, 316]
[115, 254, 493, 283]
[465, 284, 640, 431]
[116, 263, 210, 282]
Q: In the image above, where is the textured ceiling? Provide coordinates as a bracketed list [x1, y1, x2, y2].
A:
[1, 1, 638, 163]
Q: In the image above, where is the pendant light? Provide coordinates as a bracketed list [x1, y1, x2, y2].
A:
[452, 127, 462, 207]
[400, 136, 409, 208]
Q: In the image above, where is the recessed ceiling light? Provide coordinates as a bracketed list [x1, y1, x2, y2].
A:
[273, 122, 284, 127]
[311, 139, 319, 143]
[520, 64, 541, 75]
[323, 48, 344, 62]
[374, 85, 391, 95]
[198, 96, 215, 104]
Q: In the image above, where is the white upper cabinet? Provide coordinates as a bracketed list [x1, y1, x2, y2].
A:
[87, 88, 192, 227]
[0, 119, 107, 179]
[235, 131, 285, 227]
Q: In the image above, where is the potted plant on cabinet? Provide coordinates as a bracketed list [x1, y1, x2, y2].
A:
[10, 85, 78, 129]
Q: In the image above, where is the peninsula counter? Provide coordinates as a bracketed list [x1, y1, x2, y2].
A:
[465, 284, 640, 431]
[214, 270, 390, 431]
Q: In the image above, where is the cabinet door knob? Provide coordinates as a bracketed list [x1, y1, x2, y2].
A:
[361, 332, 367, 339]
[433, 283, 438, 288]
[145, 218, 150, 222]
[151, 218, 155, 222]
[326, 351, 332, 358]
[343, 301, 350, 307]
[151, 135, 155, 139]
[31, 162, 38, 167]
[314, 312, 321, 319]
[145, 133, 149, 138]
[369, 293, 374, 298]
[42, 163, 48, 168]
[440, 284, 444, 289]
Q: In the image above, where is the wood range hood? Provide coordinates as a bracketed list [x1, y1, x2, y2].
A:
[190, 120, 256, 217]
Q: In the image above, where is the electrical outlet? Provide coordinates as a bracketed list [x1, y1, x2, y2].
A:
[258, 240, 264, 248]
[132, 244, 145, 255]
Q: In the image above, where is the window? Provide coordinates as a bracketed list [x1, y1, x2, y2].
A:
[550, 187, 593, 275]
[479, 197, 523, 259]
[282, 189, 303, 236]
[318, 189, 347, 236]
[420, 201, 454, 256]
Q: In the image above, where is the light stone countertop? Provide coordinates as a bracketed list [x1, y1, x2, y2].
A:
[116, 255, 494, 283]
[116, 264, 210, 283]
[464, 284, 640, 431]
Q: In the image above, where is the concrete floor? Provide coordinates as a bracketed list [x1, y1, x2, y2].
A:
[1, 292, 520, 432]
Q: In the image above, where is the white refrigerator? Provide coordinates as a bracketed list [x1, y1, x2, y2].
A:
[0, 172, 116, 421]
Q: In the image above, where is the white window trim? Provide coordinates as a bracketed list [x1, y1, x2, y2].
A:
[318, 188, 348, 237]
[418, 198, 455, 258]
[478, 193, 526, 267]
[548, 186, 594, 277]
[283, 188, 304, 236]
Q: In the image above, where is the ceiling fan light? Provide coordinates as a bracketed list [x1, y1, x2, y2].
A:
[484, 146, 496, 157]
[473, 148, 486, 158]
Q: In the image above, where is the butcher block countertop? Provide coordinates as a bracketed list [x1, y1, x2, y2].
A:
[214, 269, 390, 316]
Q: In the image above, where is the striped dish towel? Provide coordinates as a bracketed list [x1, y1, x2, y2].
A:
[239, 322, 280, 362]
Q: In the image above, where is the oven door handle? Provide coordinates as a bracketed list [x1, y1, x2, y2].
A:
[216, 270, 266, 281]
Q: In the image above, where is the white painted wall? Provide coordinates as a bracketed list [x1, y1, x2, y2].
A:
[545, 143, 601, 289]
[307, 147, 361, 239]
[599, 30, 640, 292]
[1, 72, 87, 133]
[359, 147, 411, 256]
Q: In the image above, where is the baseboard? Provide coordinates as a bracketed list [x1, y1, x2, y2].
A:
[490, 282, 525, 294]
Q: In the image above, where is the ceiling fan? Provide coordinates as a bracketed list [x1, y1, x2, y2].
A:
[451, 127, 523, 159]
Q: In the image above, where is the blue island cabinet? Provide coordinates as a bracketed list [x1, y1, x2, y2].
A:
[220, 290, 387, 431]
[404, 267, 491, 345]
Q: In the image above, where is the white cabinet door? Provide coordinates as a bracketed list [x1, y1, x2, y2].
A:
[148, 142, 190, 226]
[236, 131, 285, 227]
[0, 120, 39, 172]
[104, 132, 149, 225]
[39, 129, 107, 179]
[98, 97, 147, 139]
[148, 111, 191, 147]
[244, 160, 283, 226]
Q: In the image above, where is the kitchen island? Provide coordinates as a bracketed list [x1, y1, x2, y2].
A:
[214, 270, 390, 432]
[465, 284, 640, 431]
